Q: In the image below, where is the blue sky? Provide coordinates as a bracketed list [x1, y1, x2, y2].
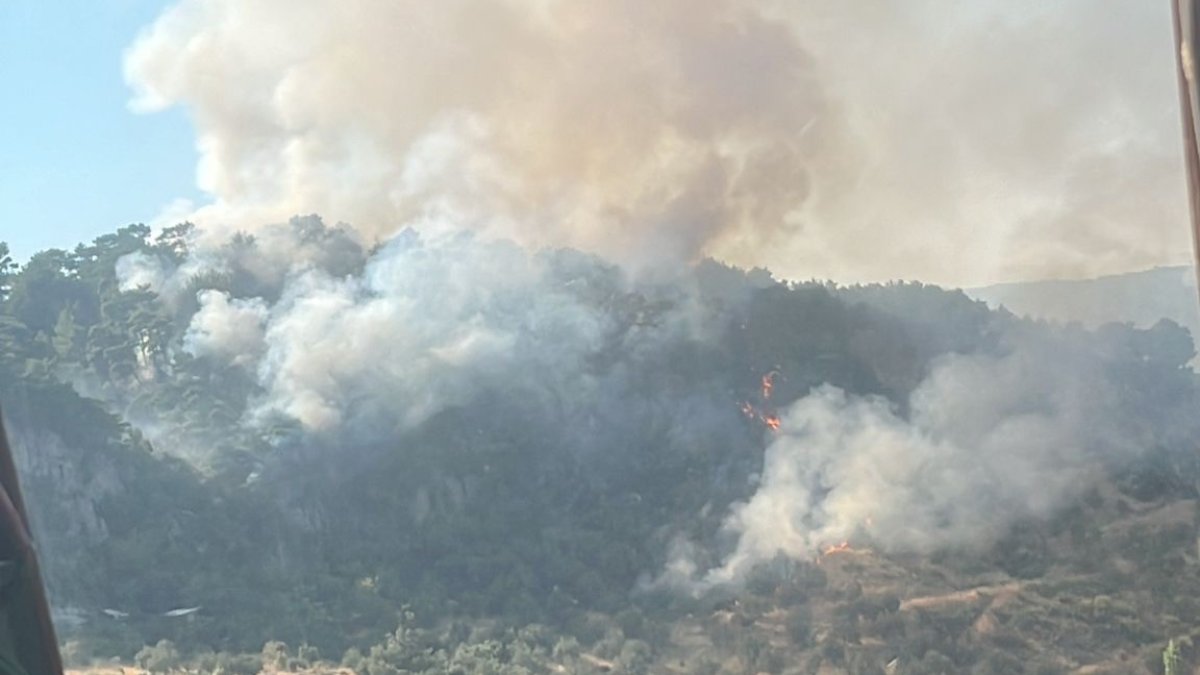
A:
[0, 0, 200, 262]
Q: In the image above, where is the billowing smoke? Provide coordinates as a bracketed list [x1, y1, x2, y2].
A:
[121, 222, 721, 437]
[126, 0, 1190, 286]
[248, 232, 614, 431]
[108, 0, 1200, 603]
[183, 291, 269, 369]
[115, 251, 170, 294]
[125, 0, 833, 271]
[654, 328, 1127, 592]
[108, 217, 1200, 606]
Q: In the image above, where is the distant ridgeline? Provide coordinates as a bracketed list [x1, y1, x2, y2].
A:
[0, 221, 1197, 672]
[968, 266, 1200, 354]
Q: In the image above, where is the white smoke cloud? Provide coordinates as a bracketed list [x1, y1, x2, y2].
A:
[124, 0, 1190, 286]
[113, 213, 1195, 597]
[124, 0, 832, 272]
[108, 0, 1200, 599]
[112, 216, 366, 309]
[657, 333, 1121, 592]
[115, 251, 169, 294]
[183, 290, 269, 368]
[229, 231, 618, 431]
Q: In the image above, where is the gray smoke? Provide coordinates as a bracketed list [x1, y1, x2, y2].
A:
[653, 328, 1129, 592]
[125, 0, 1191, 286]
[112, 222, 1200, 597]
[109, 0, 1200, 598]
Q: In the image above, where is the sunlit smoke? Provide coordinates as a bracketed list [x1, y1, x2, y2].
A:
[108, 0, 1200, 604]
[183, 290, 269, 369]
[126, 0, 1191, 285]
[113, 222, 1197, 597]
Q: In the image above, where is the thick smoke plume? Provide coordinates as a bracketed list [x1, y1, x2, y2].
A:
[126, 0, 832, 271]
[109, 0, 1200, 601]
[656, 330, 1126, 592]
[248, 233, 616, 431]
[126, 0, 1191, 285]
[113, 222, 1200, 600]
[121, 223, 718, 437]
[183, 291, 269, 369]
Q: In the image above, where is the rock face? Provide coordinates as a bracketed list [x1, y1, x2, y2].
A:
[0, 397, 136, 611]
[8, 421, 120, 547]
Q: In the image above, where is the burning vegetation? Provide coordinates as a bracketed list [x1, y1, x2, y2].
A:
[2, 219, 1196, 674]
[739, 371, 784, 432]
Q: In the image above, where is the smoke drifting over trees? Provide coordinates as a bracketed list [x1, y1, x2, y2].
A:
[0, 0, 1198, 669]
[1, 219, 1197, 666]
[107, 0, 1200, 593]
[660, 331, 1141, 592]
[97, 220, 1200, 601]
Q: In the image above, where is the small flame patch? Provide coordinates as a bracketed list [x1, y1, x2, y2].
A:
[821, 541, 853, 556]
[739, 369, 784, 432]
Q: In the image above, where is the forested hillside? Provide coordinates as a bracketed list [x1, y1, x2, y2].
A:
[2, 220, 1199, 674]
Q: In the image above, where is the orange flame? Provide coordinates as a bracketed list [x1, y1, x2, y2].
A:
[740, 371, 785, 432]
[739, 402, 781, 432]
[821, 541, 853, 556]
[761, 371, 778, 400]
